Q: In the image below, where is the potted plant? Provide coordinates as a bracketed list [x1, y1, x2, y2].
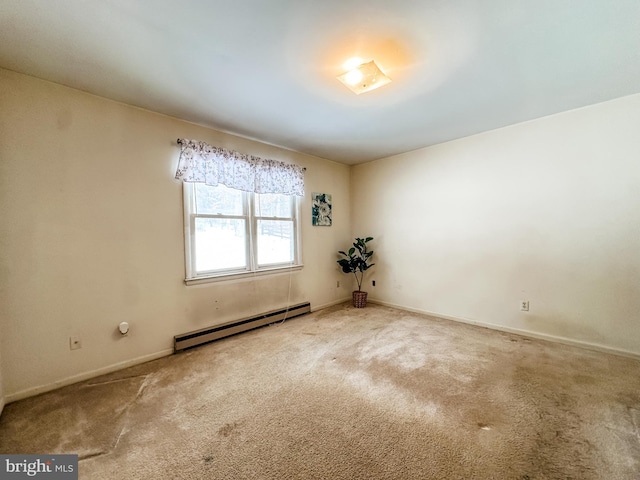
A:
[337, 237, 375, 308]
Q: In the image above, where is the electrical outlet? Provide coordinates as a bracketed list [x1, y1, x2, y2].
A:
[520, 300, 530, 312]
[69, 336, 82, 350]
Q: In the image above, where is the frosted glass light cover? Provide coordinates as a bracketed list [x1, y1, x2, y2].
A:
[337, 60, 392, 94]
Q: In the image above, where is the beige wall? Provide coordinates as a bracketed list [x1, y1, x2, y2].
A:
[0, 68, 352, 401]
[352, 93, 640, 355]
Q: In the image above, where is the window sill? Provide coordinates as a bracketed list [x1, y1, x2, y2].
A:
[184, 264, 303, 286]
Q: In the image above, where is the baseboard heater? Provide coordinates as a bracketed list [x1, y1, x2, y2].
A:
[173, 302, 311, 352]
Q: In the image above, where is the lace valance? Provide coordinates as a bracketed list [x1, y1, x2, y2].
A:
[175, 139, 305, 196]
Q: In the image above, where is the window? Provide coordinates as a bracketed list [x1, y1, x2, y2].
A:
[183, 183, 301, 282]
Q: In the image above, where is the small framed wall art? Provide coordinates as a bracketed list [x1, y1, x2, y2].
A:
[312, 192, 332, 226]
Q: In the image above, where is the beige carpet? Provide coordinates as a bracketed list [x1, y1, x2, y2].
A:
[1, 303, 639, 479]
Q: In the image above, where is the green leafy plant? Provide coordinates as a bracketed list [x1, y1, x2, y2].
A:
[337, 237, 375, 292]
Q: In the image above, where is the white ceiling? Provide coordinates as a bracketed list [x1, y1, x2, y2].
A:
[1, 1, 639, 165]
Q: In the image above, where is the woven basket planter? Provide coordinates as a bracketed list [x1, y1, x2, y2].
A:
[352, 291, 368, 308]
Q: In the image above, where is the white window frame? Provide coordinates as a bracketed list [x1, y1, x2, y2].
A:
[182, 183, 302, 285]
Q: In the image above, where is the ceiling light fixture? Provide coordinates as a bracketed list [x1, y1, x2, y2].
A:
[337, 59, 392, 95]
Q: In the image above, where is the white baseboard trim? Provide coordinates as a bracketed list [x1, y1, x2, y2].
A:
[4, 300, 350, 405]
[311, 297, 352, 312]
[9, 298, 634, 405]
[369, 299, 640, 360]
[5, 348, 174, 404]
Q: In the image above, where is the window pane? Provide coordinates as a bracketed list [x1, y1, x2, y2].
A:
[255, 193, 291, 218]
[257, 220, 294, 265]
[194, 184, 243, 215]
[195, 218, 246, 272]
